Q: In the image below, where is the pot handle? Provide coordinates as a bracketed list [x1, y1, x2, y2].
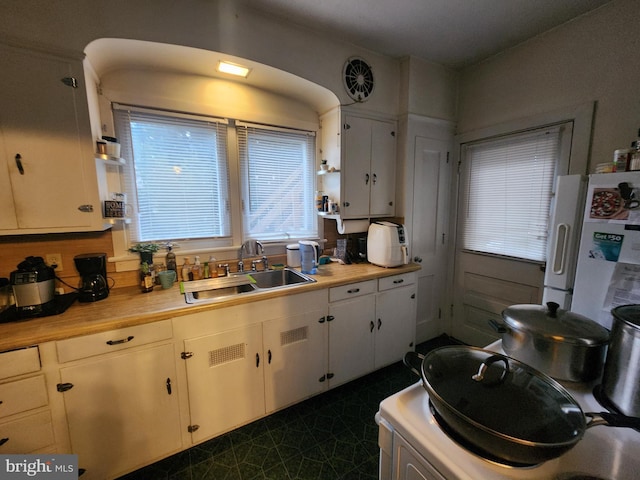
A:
[488, 319, 507, 334]
[403, 351, 425, 378]
[472, 354, 509, 386]
[586, 412, 640, 432]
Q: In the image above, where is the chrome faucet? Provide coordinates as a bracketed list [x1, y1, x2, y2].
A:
[238, 240, 269, 272]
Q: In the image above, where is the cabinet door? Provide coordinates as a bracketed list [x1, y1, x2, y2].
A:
[0, 44, 94, 230]
[375, 285, 416, 369]
[370, 120, 396, 216]
[0, 130, 17, 229]
[328, 295, 375, 386]
[342, 115, 372, 218]
[183, 324, 265, 443]
[59, 343, 181, 480]
[263, 308, 327, 413]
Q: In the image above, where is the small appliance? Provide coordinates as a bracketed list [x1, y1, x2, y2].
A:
[10, 256, 56, 318]
[298, 240, 320, 274]
[74, 253, 109, 302]
[367, 221, 409, 267]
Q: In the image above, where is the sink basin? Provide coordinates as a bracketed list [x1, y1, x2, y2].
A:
[186, 283, 257, 302]
[182, 268, 315, 304]
[246, 268, 316, 289]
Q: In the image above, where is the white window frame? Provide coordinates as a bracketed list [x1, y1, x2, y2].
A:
[452, 102, 593, 262]
[110, 104, 319, 264]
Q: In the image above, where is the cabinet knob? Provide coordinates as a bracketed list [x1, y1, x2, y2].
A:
[78, 204, 94, 213]
[14, 154, 24, 175]
[57, 383, 74, 392]
[413, 256, 423, 263]
[61, 77, 78, 88]
[0, 438, 8, 447]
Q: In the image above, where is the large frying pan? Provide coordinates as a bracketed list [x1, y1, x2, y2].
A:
[404, 346, 640, 465]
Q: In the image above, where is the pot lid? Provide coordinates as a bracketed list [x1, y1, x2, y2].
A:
[612, 304, 640, 330]
[502, 302, 610, 346]
[421, 346, 586, 445]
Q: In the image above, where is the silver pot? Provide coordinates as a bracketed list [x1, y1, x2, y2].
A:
[491, 302, 610, 382]
[602, 304, 640, 416]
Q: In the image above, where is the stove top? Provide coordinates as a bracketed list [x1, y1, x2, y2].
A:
[377, 342, 640, 480]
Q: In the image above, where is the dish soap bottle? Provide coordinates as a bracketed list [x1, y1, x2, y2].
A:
[208, 255, 218, 278]
[191, 256, 202, 280]
[181, 257, 191, 282]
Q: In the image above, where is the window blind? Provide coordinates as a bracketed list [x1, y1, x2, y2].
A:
[114, 107, 231, 243]
[237, 124, 316, 240]
[461, 127, 562, 262]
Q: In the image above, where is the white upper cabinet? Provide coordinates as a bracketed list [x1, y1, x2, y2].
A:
[0, 43, 103, 234]
[319, 108, 397, 220]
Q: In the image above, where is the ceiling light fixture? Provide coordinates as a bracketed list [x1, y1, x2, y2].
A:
[217, 61, 251, 78]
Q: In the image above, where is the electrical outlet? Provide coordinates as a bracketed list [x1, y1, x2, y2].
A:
[45, 253, 63, 271]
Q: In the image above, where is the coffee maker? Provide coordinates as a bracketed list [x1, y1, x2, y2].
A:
[74, 253, 109, 302]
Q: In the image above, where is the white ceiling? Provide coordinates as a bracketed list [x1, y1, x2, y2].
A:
[240, 0, 611, 67]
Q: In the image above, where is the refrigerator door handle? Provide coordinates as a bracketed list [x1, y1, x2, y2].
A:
[551, 223, 570, 275]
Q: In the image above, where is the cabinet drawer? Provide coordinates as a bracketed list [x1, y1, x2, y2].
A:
[56, 319, 173, 363]
[378, 273, 416, 291]
[0, 347, 40, 380]
[0, 411, 55, 453]
[329, 280, 376, 302]
[0, 375, 48, 418]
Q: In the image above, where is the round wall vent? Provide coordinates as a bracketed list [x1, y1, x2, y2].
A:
[342, 57, 374, 102]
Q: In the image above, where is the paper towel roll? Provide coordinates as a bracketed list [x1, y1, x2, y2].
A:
[336, 218, 370, 234]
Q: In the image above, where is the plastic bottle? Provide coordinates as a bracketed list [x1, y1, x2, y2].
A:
[191, 256, 202, 280]
[181, 258, 191, 282]
[629, 129, 640, 171]
[208, 255, 218, 278]
[165, 245, 177, 274]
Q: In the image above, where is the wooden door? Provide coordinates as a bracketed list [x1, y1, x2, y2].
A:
[411, 136, 451, 342]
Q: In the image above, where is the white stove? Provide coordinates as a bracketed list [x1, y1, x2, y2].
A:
[376, 342, 640, 480]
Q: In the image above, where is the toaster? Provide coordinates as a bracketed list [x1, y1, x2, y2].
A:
[367, 221, 409, 267]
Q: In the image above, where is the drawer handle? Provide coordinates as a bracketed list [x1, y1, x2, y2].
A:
[15, 154, 24, 175]
[0, 438, 8, 447]
[347, 288, 360, 294]
[106, 335, 134, 346]
[393, 279, 404, 284]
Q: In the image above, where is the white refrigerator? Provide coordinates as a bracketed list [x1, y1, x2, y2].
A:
[546, 172, 640, 330]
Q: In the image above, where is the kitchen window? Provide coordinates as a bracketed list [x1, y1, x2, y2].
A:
[114, 105, 317, 248]
[460, 123, 571, 262]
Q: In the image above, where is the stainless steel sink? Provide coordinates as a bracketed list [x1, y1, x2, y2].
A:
[183, 276, 257, 304]
[182, 268, 315, 304]
[246, 268, 316, 289]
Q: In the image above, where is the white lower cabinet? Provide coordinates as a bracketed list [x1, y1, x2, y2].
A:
[56, 322, 181, 480]
[328, 274, 416, 387]
[263, 308, 327, 413]
[0, 346, 55, 454]
[183, 323, 266, 444]
[176, 291, 328, 445]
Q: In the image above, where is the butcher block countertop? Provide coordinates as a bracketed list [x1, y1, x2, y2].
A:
[0, 262, 420, 352]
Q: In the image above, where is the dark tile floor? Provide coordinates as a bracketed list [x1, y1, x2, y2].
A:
[117, 335, 460, 480]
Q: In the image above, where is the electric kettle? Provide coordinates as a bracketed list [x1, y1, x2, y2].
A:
[299, 240, 321, 274]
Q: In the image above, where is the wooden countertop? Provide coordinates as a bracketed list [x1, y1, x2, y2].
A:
[0, 263, 420, 352]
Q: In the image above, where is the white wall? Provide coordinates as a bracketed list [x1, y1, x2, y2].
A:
[457, 0, 639, 170]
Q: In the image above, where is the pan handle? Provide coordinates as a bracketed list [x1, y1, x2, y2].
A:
[403, 351, 425, 378]
[586, 412, 640, 432]
[488, 319, 507, 334]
